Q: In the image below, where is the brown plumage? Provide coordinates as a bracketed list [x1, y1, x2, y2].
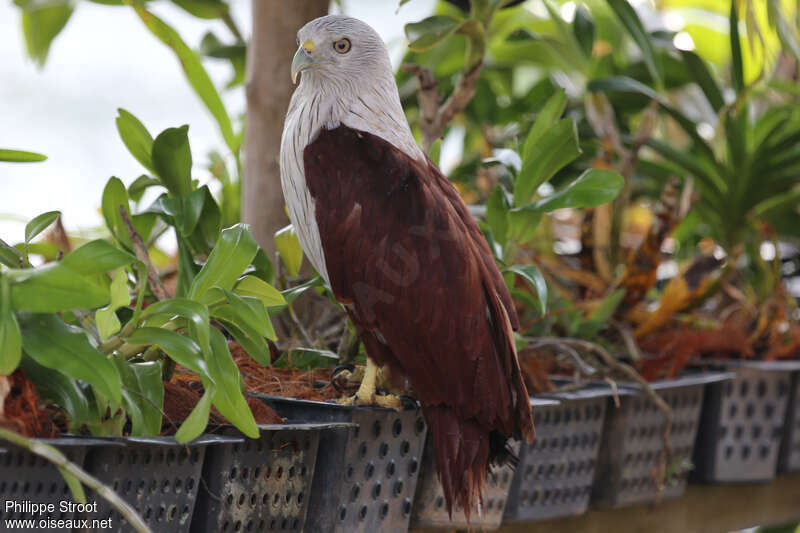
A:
[303, 125, 534, 516]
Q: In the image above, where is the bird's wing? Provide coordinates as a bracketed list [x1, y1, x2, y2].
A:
[303, 124, 530, 432]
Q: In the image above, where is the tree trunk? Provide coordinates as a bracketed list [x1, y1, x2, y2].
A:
[243, 1, 328, 254]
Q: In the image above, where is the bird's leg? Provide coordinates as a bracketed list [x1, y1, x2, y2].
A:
[337, 358, 406, 410]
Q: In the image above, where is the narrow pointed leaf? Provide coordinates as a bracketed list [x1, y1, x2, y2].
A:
[206, 328, 259, 437]
[0, 149, 47, 162]
[0, 276, 22, 375]
[486, 185, 509, 248]
[680, 50, 724, 112]
[516, 169, 624, 213]
[141, 298, 210, 355]
[128, 1, 238, 153]
[175, 383, 215, 442]
[126, 327, 210, 378]
[189, 224, 258, 300]
[274, 224, 303, 278]
[9, 264, 109, 312]
[607, 0, 662, 85]
[61, 240, 137, 275]
[515, 119, 580, 205]
[405, 15, 462, 51]
[234, 275, 286, 307]
[152, 126, 192, 196]
[116, 109, 155, 172]
[95, 268, 129, 340]
[24, 211, 61, 244]
[505, 265, 547, 314]
[20, 313, 122, 404]
[729, 0, 744, 93]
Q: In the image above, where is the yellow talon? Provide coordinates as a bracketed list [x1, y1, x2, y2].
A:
[336, 358, 405, 410]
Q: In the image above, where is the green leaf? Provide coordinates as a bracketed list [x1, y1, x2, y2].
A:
[234, 275, 286, 307]
[171, 0, 228, 19]
[588, 288, 625, 322]
[753, 188, 800, 218]
[176, 238, 197, 298]
[95, 268, 129, 340]
[0, 238, 23, 268]
[141, 298, 210, 355]
[57, 467, 86, 504]
[20, 313, 122, 404]
[101, 177, 132, 247]
[274, 224, 303, 277]
[61, 240, 137, 275]
[250, 248, 275, 285]
[223, 290, 271, 339]
[188, 186, 221, 253]
[0, 276, 22, 375]
[486, 185, 509, 247]
[116, 109, 155, 172]
[128, 2, 238, 154]
[8, 264, 109, 312]
[127, 175, 161, 203]
[24, 211, 60, 243]
[507, 210, 543, 245]
[0, 148, 47, 162]
[572, 4, 595, 58]
[680, 50, 724, 113]
[151, 126, 192, 196]
[514, 119, 580, 205]
[114, 359, 163, 436]
[155, 187, 206, 237]
[211, 308, 270, 366]
[273, 348, 338, 370]
[175, 383, 214, 442]
[19, 2, 73, 66]
[206, 328, 258, 437]
[522, 88, 567, 158]
[189, 224, 259, 301]
[21, 357, 96, 430]
[729, 0, 744, 94]
[606, 0, 662, 85]
[405, 15, 463, 51]
[516, 169, 624, 213]
[281, 276, 324, 304]
[588, 75, 660, 100]
[505, 264, 547, 315]
[126, 327, 210, 378]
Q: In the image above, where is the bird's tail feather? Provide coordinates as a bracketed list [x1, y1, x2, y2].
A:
[423, 405, 518, 521]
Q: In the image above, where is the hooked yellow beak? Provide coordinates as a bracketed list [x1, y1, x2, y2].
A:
[291, 39, 315, 84]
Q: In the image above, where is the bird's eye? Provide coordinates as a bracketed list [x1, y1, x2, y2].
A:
[296, 37, 300, 46]
[333, 38, 351, 54]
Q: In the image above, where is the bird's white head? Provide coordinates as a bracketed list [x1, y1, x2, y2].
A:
[291, 15, 393, 87]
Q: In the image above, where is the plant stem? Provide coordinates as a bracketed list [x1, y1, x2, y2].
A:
[0, 427, 151, 533]
[120, 206, 168, 301]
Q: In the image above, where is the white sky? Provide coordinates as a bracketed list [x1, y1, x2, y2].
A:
[0, 0, 434, 243]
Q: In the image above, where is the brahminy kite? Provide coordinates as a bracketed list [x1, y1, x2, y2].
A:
[279, 14, 534, 516]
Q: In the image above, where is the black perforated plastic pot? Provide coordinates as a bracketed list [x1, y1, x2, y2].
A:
[258, 395, 427, 533]
[504, 388, 611, 523]
[592, 372, 731, 508]
[191, 422, 339, 533]
[0, 437, 110, 532]
[411, 398, 558, 530]
[779, 369, 800, 472]
[693, 360, 799, 483]
[82, 435, 227, 533]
